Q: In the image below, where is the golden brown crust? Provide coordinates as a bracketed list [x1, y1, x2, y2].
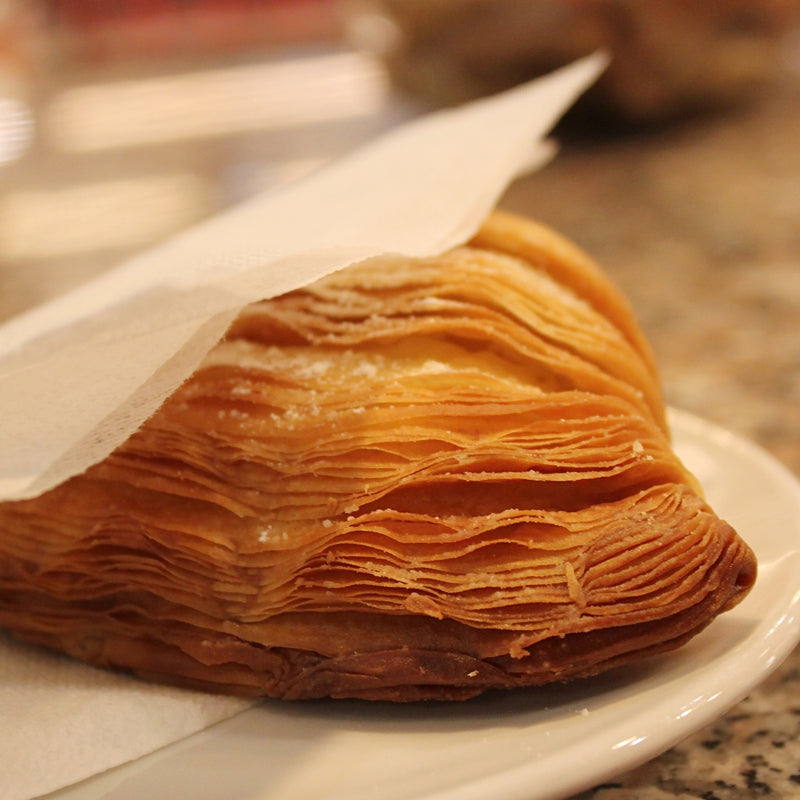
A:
[468, 210, 663, 398]
[0, 212, 755, 700]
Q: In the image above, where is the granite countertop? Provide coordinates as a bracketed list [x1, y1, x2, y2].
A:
[501, 63, 800, 800]
[1, 39, 799, 800]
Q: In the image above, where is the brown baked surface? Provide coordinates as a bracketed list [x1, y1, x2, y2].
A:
[0, 211, 756, 700]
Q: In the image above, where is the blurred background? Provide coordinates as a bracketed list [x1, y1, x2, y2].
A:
[1, 3, 800, 797]
[0, 0, 798, 474]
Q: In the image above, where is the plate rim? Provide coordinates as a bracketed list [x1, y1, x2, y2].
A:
[34, 410, 800, 800]
[434, 408, 800, 800]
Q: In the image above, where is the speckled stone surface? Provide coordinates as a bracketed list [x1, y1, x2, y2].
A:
[502, 59, 800, 800]
[572, 667, 800, 799]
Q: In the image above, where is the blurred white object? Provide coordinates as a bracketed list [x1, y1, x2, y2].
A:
[46, 51, 389, 152]
[0, 0, 39, 162]
[0, 95, 32, 164]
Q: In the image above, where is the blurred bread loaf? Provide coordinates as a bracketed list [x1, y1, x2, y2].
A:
[350, 0, 800, 122]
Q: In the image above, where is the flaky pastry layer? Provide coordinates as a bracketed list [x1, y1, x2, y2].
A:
[0, 211, 756, 700]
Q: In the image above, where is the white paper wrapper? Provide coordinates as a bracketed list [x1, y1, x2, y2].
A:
[0, 54, 605, 800]
[0, 633, 255, 800]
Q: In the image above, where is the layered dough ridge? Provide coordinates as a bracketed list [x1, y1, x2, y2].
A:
[0, 211, 755, 700]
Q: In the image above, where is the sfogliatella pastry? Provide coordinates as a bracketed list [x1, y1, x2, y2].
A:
[0, 211, 756, 701]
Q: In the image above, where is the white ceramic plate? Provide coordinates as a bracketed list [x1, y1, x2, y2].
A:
[45, 410, 800, 800]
